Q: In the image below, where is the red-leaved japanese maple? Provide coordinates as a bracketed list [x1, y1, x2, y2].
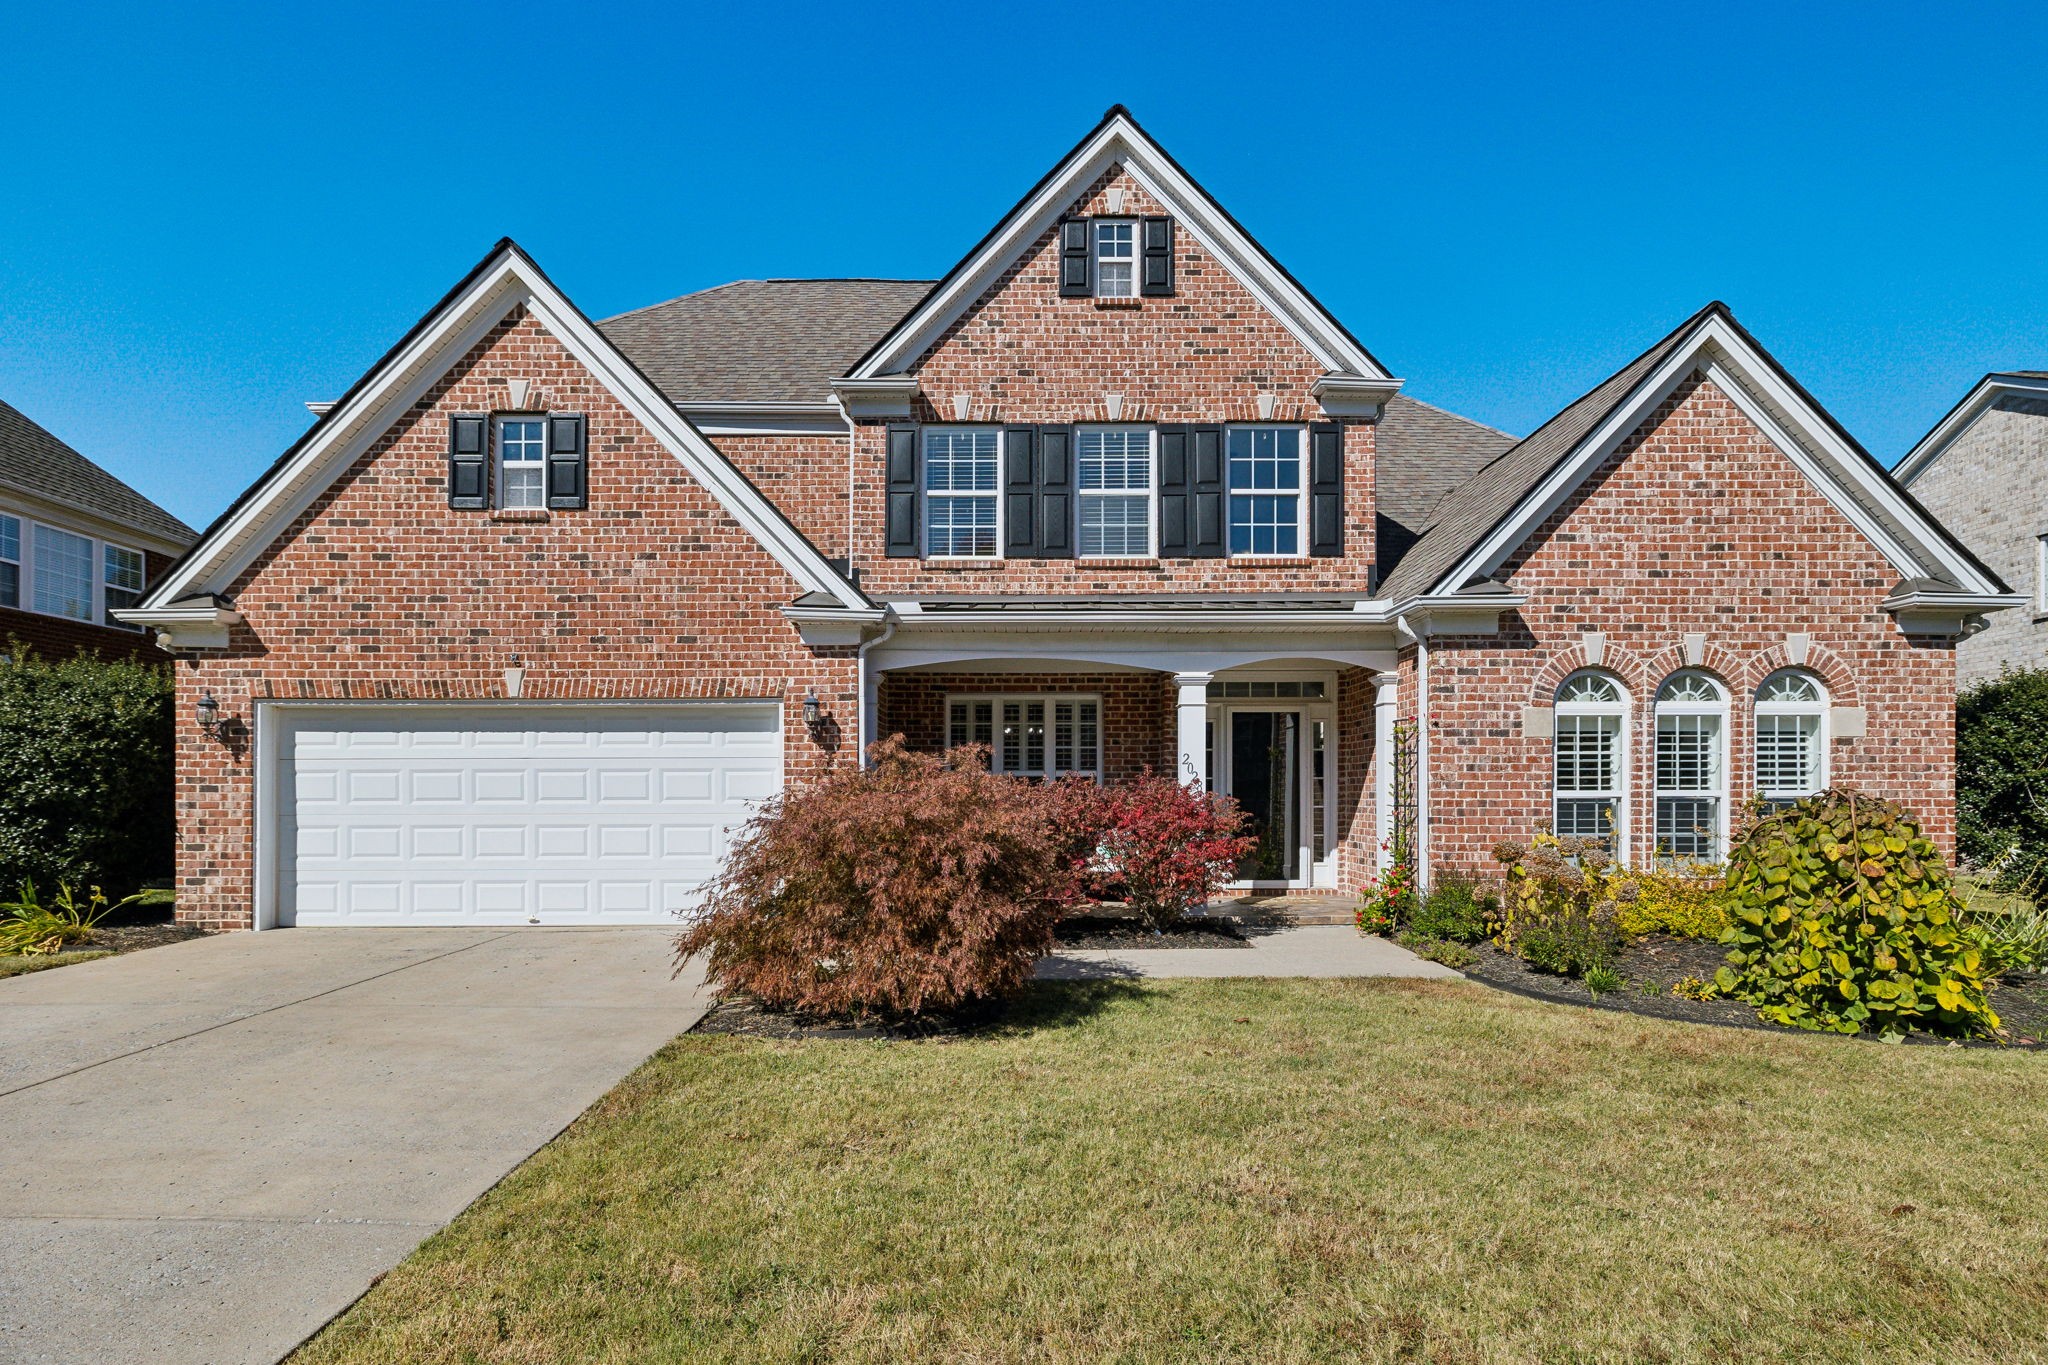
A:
[674, 738, 1085, 1018]
[1086, 771, 1258, 931]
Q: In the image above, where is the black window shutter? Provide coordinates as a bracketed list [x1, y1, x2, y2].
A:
[448, 415, 488, 510]
[1309, 422, 1343, 557]
[546, 414, 587, 510]
[1190, 425, 1226, 558]
[1037, 425, 1074, 558]
[885, 425, 920, 557]
[1004, 425, 1038, 556]
[1156, 425, 1191, 556]
[1141, 217, 1175, 296]
[1059, 219, 1092, 296]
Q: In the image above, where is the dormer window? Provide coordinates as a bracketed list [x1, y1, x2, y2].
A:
[497, 417, 546, 510]
[1093, 221, 1137, 298]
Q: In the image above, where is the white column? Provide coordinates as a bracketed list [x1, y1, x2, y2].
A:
[1373, 671, 1400, 871]
[858, 667, 882, 765]
[1173, 672, 1212, 789]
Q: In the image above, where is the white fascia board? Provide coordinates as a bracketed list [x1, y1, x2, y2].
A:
[1895, 373, 2048, 486]
[827, 376, 919, 419]
[1389, 592, 1528, 637]
[143, 251, 867, 613]
[114, 602, 243, 651]
[782, 603, 888, 648]
[849, 115, 1389, 383]
[886, 608, 1393, 631]
[676, 402, 843, 436]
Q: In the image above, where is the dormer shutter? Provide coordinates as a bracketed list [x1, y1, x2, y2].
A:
[448, 415, 488, 510]
[1309, 422, 1343, 557]
[546, 414, 587, 510]
[1141, 217, 1175, 296]
[1157, 425, 1225, 558]
[885, 424, 921, 557]
[1058, 219, 1092, 297]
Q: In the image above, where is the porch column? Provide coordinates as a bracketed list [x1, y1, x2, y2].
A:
[1173, 672, 1212, 789]
[1373, 671, 1399, 871]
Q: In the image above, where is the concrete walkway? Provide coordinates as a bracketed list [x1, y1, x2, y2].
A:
[1039, 923, 1464, 980]
[0, 928, 710, 1365]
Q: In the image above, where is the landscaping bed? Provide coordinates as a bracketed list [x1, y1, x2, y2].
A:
[1052, 912, 1250, 950]
[0, 894, 209, 981]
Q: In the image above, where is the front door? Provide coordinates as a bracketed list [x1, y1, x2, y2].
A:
[1226, 710, 1300, 882]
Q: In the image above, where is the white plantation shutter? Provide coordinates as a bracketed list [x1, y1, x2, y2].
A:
[1754, 671, 1826, 809]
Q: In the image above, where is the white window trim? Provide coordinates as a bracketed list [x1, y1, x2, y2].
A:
[1553, 670, 1629, 859]
[101, 541, 146, 630]
[923, 426, 1004, 560]
[2035, 532, 2048, 616]
[1754, 669, 1829, 806]
[945, 692, 1103, 780]
[0, 508, 150, 631]
[1092, 219, 1138, 299]
[494, 414, 547, 512]
[1224, 424, 1310, 560]
[0, 512, 19, 615]
[1075, 424, 1158, 560]
[1653, 671, 1729, 863]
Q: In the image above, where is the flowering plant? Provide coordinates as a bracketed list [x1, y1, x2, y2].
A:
[1356, 853, 1415, 935]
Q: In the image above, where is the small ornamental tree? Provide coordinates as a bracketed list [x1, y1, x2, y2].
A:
[675, 738, 1084, 1018]
[1086, 771, 1257, 931]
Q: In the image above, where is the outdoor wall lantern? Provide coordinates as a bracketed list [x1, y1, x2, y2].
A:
[802, 688, 824, 734]
[195, 689, 222, 739]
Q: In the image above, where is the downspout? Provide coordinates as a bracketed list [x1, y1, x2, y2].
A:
[855, 616, 897, 770]
[1394, 613, 1430, 891]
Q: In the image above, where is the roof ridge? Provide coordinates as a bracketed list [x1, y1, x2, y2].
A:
[599, 277, 937, 326]
[597, 280, 768, 324]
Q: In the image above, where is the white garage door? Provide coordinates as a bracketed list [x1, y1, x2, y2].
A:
[275, 704, 780, 926]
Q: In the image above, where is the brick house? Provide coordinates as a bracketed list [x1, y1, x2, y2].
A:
[125, 109, 2016, 931]
[0, 398, 194, 661]
[1895, 371, 2048, 684]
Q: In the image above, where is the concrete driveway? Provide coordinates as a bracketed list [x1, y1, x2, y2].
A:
[0, 928, 711, 1365]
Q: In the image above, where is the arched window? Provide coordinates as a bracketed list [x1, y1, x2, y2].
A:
[1755, 670, 1827, 811]
[1654, 671, 1728, 862]
[1554, 671, 1626, 848]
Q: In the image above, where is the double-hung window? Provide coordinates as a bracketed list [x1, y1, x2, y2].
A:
[1553, 671, 1626, 845]
[924, 429, 1001, 557]
[1227, 427, 1303, 556]
[1077, 427, 1153, 557]
[0, 515, 18, 610]
[497, 416, 546, 510]
[948, 694, 1101, 779]
[31, 523, 95, 621]
[1754, 671, 1826, 811]
[1093, 221, 1136, 298]
[1654, 671, 1728, 862]
[102, 544, 145, 627]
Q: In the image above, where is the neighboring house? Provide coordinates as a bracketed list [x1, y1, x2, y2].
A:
[0, 398, 195, 660]
[1895, 371, 2048, 685]
[125, 108, 2018, 932]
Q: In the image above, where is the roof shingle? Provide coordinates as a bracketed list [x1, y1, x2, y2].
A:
[0, 399, 195, 546]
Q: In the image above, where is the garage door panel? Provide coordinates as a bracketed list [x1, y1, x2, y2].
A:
[278, 704, 780, 927]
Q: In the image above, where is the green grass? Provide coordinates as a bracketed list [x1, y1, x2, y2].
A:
[293, 980, 2048, 1365]
[0, 949, 113, 979]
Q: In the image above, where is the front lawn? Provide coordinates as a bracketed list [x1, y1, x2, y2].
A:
[294, 979, 2048, 1364]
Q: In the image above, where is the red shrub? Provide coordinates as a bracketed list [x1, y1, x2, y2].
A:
[1087, 772, 1258, 930]
[674, 738, 1084, 1018]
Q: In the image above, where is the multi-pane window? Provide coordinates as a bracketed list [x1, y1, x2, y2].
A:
[1755, 670, 1825, 811]
[1227, 427, 1302, 556]
[1093, 220, 1136, 298]
[102, 545, 145, 627]
[497, 417, 545, 510]
[924, 429, 1000, 557]
[1654, 672, 1727, 862]
[1554, 671, 1625, 845]
[947, 695, 1100, 779]
[31, 523, 94, 621]
[0, 515, 18, 609]
[1077, 427, 1152, 556]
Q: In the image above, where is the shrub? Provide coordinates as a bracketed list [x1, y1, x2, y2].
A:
[1395, 929, 1476, 969]
[1716, 789, 2000, 1038]
[1086, 771, 1258, 931]
[1957, 667, 2048, 883]
[1956, 878, 2048, 976]
[1616, 867, 1732, 940]
[674, 738, 1085, 1018]
[0, 646, 174, 895]
[1583, 963, 1623, 997]
[1492, 833, 1626, 975]
[1355, 859, 1415, 936]
[1409, 869, 1496, 943]
[1670, 975, 1716, 1002]
[0, 881, 128, 956]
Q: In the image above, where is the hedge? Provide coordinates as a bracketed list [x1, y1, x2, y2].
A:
[1956, 666, 2048, 883]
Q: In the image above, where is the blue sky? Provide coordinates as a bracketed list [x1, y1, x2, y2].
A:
[4, 0, 2045, 531]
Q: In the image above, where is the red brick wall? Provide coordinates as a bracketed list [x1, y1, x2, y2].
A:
[877, 671, 1174, 781]
[710, 432, 848, 559]
[171, 306, 855, 930]
[1423, 372, 1956, 876]
[852, 166, 1377, 598]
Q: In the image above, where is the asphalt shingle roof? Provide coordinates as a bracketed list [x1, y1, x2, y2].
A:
[0, 399, 195, 546]
[599, 279, 936, 405]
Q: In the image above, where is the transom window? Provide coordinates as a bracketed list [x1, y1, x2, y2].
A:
[1554, 671, 1626, 846]
[1755, 670, 1826, 811]
[0, 515, 18, 610]
[1077, 427, 1153, 557]
[1206, 679, 1327, 699]
[947, 694, 1101, 779]
[1093, 220, 1136, 298]
[1654, 671, 1728, 862]
[31, 523, 94, 621]
[924, 429, 1001, 557]
[102, 545, 145, 628]
[1227, 427, 1303, 556]
[497, 417, 546, 510]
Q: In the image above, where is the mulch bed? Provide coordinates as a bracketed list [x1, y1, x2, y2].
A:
[1053, 915, 1251, 950]
[690, 993, 1006, 1042]
[1459, 934, 2048, 1049]
[29, 904, 212, 967]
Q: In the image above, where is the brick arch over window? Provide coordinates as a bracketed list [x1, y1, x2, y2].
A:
[1639, 641, 1745, 695]
[1737, 641, 1862, 707]
[1528, 641, 1652, 706]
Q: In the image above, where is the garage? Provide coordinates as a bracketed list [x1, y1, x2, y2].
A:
[269, 703, 781, 927]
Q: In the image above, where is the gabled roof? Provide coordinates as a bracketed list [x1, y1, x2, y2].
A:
[1374, 395, 1518, 533]
[1895, 369, 2048, 486]
[599, 280, 933, 404]
[846, 106, 1395, 383]
[137, 240, 869, 617]
[1382, 303, 2013, 604]
[0, 399, 195, 548]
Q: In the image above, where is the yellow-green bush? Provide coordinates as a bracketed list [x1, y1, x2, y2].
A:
[1616, 868, 1731, 940]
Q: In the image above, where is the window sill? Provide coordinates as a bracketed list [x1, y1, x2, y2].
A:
[1075, 557, 1161, 568]
[923, 558, 1006, 571]
[1092, 296, 1143, 309]
[490, 508, 553, 523]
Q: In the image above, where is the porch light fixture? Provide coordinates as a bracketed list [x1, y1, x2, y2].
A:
[802, 688, 824, 732]
[195, 689, 222, 739]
